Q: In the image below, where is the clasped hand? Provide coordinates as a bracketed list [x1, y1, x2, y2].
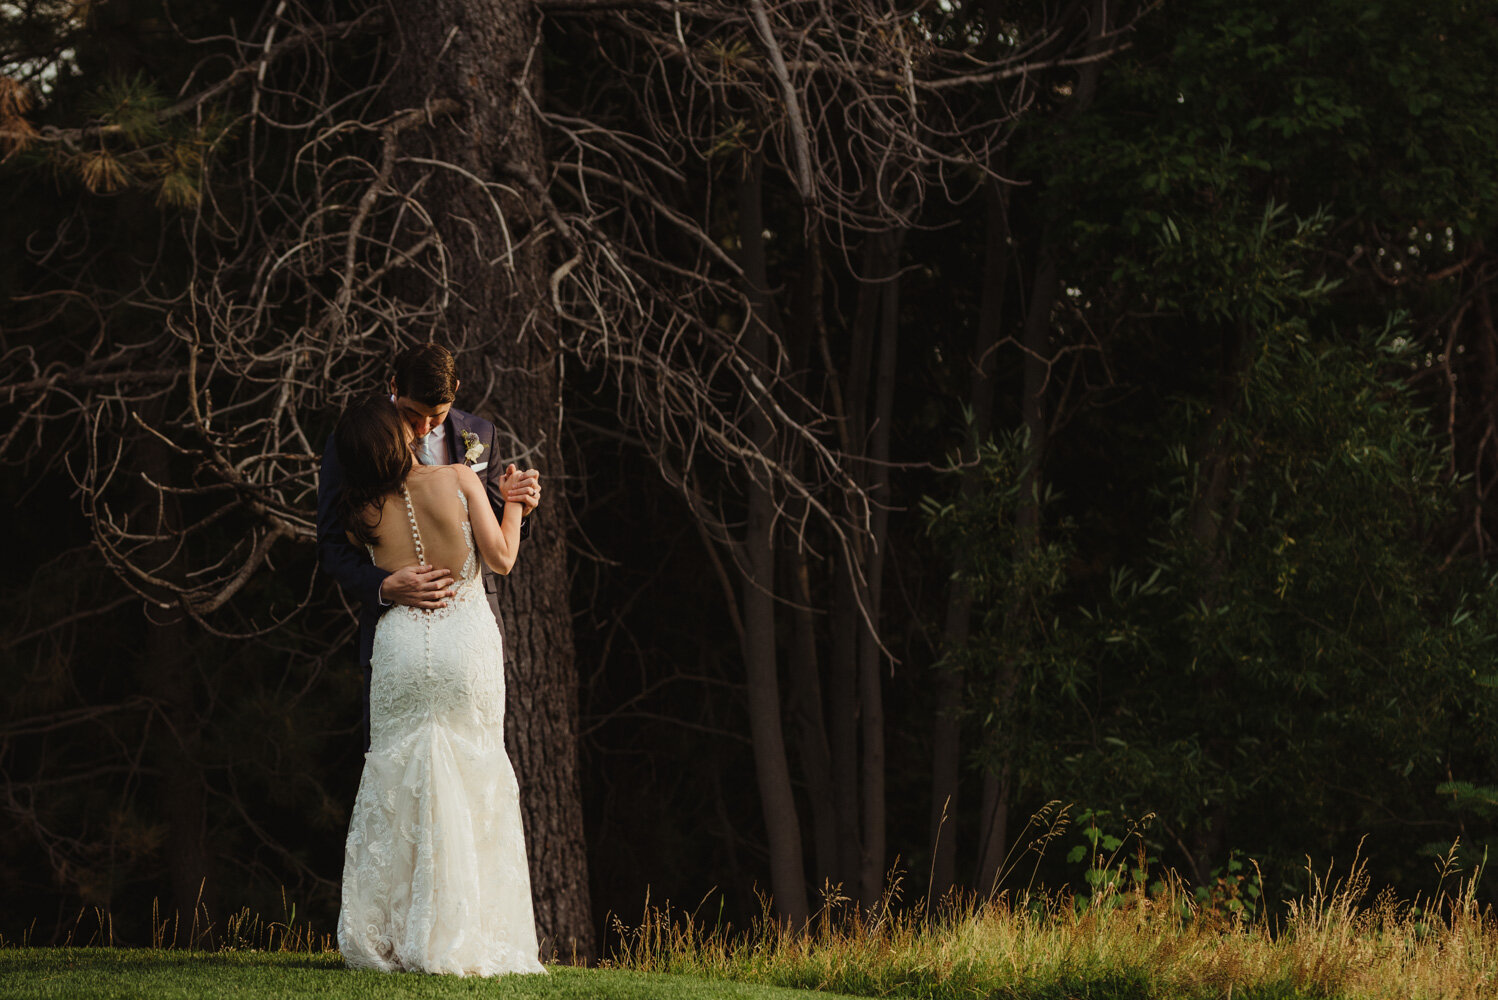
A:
[500, 464, 542, 513]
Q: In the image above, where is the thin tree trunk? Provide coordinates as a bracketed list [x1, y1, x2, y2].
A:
[976, 248, 1056, 893]
[386, 0, 593, 959]
[134, 416, 213, 947]
[975, 0, 1110, 895]
[858, 229, 902, 909]
[929, 601, 967, 898]
[736, 154, 809, 925]
[1185, 318, 1255, 882]
[145, 616, 212, 947]
[929, 177, 1009, 900]
[784, 240, 838, 893]
[742, 490, 809, 923]
[786, 545, 838, 891]
[1474, 273, 1498, 561]
[828, 235, 886, 893]
[829, 570, 862, 893]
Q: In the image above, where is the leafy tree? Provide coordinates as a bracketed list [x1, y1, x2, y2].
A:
[929, 0, 1498, 894]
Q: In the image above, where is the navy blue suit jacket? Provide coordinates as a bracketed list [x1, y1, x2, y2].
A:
[316, 409, 530, 673]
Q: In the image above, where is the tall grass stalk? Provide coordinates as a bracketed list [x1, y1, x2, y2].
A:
[2, 884, 332, 954]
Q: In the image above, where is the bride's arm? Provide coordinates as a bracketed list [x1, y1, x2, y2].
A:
[458, 464, 523, 574]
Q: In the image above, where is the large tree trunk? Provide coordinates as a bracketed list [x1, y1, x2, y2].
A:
[496, 381, 592, 962]
[386, 0, 594, 960]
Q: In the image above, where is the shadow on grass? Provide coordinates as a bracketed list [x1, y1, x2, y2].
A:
[0, 948, 1352, 999]
[0, 948, 866, 1000]
[2, 946, 342, 971]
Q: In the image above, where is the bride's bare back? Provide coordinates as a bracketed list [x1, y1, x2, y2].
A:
[358, 464, 521, 581]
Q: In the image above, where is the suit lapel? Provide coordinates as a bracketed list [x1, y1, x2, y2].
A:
[443, 410, 468, 466]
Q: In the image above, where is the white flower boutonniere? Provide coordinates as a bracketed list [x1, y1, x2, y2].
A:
[460, 430, 485, 465]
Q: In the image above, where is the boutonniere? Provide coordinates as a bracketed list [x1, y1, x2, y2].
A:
[460, 430, 485, 465]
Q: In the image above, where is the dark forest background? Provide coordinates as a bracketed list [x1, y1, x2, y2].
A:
[4, 0, 1498, 957]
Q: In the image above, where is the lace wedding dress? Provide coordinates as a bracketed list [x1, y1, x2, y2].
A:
[338, 486, 546, 976]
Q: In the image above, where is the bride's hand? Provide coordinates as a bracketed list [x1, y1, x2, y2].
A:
[380, 563, 455, 609]
[500, 464, 541, 514]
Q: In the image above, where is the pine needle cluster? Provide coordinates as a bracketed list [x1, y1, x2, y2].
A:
[5, 72, 229, 207]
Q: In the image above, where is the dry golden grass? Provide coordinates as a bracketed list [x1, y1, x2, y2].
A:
[606, 860, 1498, 1000]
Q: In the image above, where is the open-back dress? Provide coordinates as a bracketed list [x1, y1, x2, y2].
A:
[337, 485, 545, 976]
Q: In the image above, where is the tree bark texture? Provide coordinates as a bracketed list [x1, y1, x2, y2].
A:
[385, 0, 594, 960]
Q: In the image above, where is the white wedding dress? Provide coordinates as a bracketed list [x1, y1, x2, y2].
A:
[338, 487, 546, 977]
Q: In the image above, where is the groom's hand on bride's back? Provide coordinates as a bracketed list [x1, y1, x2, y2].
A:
[379, 563, 455, 609]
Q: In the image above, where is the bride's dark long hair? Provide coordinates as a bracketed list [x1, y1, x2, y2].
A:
[335, 393, 412, 548]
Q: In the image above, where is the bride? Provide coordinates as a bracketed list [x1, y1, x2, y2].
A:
[332, 393, 546, 977]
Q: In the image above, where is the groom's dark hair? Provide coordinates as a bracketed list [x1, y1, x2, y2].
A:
[391, 343, 458, 406]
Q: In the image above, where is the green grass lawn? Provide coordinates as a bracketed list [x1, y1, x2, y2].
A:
[0, 949, 858, 1000]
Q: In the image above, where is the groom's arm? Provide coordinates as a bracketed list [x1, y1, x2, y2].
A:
[317, 437, 390, 608]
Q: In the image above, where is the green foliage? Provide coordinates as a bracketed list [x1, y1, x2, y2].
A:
[930, 199, 1498, 892]
[1061, 317, 1498, 875]
[1146, 200, 1337, 323]
[922, 431, 1072, 614]
[4, 67, 230, 207]
[84, 73, 169, 145]
[1060, 810, 1264, 923]
[1064, 808, 1161, 914]
[919, 0, 1498, 896]
[1435, 781, 1498, 819]
[921, 431, 1084, 752]
[1028, 0, 1498, 240]
[72, 75, 229, 207]
[1194, 852, 1263, 924]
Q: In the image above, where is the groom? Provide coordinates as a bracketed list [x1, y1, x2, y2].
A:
[316, 343, 542, 728]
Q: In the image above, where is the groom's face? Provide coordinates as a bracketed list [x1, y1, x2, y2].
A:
[393, 396, 453, 441]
